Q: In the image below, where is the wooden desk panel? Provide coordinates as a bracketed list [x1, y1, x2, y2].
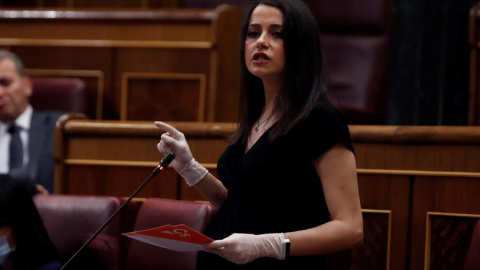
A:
[351, 125, 480, 172]
[54, 115, 235, 197]
[411, 175, 480, 270]
[357, 174, 410, 270]
[64, 165, 179, 199]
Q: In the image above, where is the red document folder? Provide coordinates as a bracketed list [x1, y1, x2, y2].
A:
[123, 224, 213, 252]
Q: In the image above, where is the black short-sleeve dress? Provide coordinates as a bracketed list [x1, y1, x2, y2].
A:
[196, 103, 354, 270]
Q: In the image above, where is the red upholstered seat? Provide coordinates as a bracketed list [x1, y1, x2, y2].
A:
[33, 194, 140, 270]
[125, 198, 216, 270]
[306, 0, 392, 124]
[29, 77, 88, 115]
[465, 220, 480, 270]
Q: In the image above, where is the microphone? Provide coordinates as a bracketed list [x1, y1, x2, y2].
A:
[157, 151, 176, 173]
[60, 152, 175, 270]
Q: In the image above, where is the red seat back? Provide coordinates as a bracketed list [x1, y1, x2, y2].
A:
[29, 77, 88, 115]
[305, 0, 392, 124]
[34, 194, 139, 270]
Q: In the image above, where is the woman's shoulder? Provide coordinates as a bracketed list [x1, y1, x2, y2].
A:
[285, 102, 354, 160]
[307, 103, 348, 126]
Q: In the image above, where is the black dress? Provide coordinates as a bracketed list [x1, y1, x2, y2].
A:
[197, 104, 354, 270]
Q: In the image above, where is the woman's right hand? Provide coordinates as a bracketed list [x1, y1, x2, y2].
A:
[155, 121, 193, 173]
[155, 121, 208, 186]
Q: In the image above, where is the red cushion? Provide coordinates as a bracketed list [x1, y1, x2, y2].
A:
[29, 77, 87, 115]
[33, 194, 134, 270]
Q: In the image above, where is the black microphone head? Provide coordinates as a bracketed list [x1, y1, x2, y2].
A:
[160, 152, 175, 168]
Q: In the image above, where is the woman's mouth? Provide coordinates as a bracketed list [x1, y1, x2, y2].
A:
[252, 53, 271, 64]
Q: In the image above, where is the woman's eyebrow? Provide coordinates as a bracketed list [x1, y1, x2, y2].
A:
[269, 24, 283, 29]
[248, 23, 283, 28]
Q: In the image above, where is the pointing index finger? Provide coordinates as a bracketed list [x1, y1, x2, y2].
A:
[154, 121, 180, 137]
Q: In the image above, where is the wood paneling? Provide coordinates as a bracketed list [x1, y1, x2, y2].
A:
[351, 125, 480, 270]
[64, 165, 178, 199]
[0, 7, 241, 121]
[357, 174, 410, 270]
[54, 115, 234, 198]
[351, 125, 480, 172]
[351, 210, 391, 270]
[121, 72, 206, 121]
[425, 213, 480, 270]
[410, 176, 480, 270]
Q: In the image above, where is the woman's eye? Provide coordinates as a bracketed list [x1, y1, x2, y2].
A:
[247, 31, 260, 38]
[272, 31, 284, 39]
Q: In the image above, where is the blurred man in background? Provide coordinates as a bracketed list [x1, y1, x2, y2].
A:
[0, 50, 62, 194]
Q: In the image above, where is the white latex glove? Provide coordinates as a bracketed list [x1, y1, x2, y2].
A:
[204, 233, 286, 264]
[154, 121, 208, 186]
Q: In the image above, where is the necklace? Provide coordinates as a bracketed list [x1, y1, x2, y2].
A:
[255, 109, 278, 132]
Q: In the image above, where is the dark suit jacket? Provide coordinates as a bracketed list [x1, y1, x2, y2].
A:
[10, 110, 63, 193]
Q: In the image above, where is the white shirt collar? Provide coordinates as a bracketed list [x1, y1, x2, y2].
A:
[12, 105, 32, 131]
[0, 105, 32, 132]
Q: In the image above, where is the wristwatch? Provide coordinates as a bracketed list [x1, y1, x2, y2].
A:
[283, 233, 290, 259]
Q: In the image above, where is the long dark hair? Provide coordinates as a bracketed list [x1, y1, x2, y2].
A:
[0, 175, 59, 269]
[231, 0, 331, 144]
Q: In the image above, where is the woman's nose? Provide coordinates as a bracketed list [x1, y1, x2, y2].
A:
[256, 32, 269, 49]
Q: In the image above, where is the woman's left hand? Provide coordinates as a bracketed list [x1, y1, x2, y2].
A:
[204, 233, 285, 264]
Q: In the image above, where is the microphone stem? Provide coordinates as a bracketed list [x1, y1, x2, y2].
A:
[60, 163, 165, 270]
